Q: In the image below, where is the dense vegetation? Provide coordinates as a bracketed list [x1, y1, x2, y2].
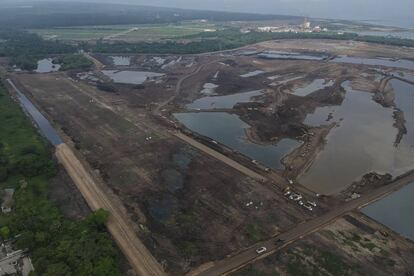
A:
[0, 29, 75, 70]
[0, 81, 122, 275]
[54, 54, 93, 71]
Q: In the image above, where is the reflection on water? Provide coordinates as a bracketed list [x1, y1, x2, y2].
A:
[332, 55, 414, 70]
[186, 90, 264, 110]
[35, 58, 60, 73]
[6, 79, 62, 146]
[174, 112, 301, 169]
[110, 56, 131, 66]
[102, 70, 164, 84]
[292, 79, 334, 97]
[300, 81, 414, 195]
[363, 181, 414, 241]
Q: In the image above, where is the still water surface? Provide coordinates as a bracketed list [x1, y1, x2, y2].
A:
[174, 112, 301, 169]
[300, 81, 414, 194]
[6, 79, 62, 146]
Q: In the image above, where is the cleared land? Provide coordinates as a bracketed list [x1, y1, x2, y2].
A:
[31, 24, 212, 42]
[8, 39, 414, 275]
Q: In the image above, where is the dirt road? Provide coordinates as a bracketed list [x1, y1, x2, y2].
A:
[194, 170, 414, 276]
[174, 132, 266, 182]
[55, 143, 165, 276]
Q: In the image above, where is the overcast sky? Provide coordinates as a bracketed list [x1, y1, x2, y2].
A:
[97, 0, 413, 26]
[9, 0, 414, 27]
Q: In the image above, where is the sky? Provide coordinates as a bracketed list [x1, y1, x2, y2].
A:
[8, 0, 414, 28]
[97, 0, 413, 26]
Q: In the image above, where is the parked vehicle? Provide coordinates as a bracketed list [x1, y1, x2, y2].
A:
[256, 247, 267, 254]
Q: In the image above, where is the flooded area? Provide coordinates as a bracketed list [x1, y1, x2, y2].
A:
[363, 181, 414, 241]
[35, 58, 60, 73]
[292, 79, 334, 96]
[332, 55, 414, 70]
[174, 112, 301, 169]
[110, 56, 131, 66]
[300, 81, 414, 195]
[102, 70, 164, 84]
[186, 90, 263, 110]
[258, 51, 327, 61]
[6, 79, 62, 146]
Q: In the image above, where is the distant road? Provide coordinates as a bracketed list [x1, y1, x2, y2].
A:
[56, 144, 166, 276]
[194, 170, 414, 276]
[104, 27, 139, 40]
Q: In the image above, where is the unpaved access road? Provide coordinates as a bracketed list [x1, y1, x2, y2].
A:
[194, 170, 414, 276]
[174, 131, 266, 183]
[55, 143, 165, 276]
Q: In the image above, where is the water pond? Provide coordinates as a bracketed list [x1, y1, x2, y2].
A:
[35, 58, 61, 73]
[174, 112, 301, 170]
[363, 181, 414, 241]
[292, 79, 334, 97]
[186, 90, 264, 110]
[258, 51, 327, 61]
[332, 55, 414, 71]
[102, 70, 164, 85]
[300, 81, 414, 195]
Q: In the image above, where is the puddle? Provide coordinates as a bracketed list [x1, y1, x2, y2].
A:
[186, 90, 264, 110]
[240, 70, 264, 78]
[35, 58, 60, 73]
[332, 55, 414, 70]
[6, 79, 62, 146]
[300, 81, 414, 195]
[363, 181, 414, 241]
[292, 79, 334, 97]
[174, 112, 301, 170]
[110, 56, 131, 66]
[102, 70, 164, 84]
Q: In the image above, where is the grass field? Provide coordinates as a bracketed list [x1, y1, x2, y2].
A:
[31, 23, 216, 42]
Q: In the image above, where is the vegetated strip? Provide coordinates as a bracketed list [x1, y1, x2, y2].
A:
[0, 80, 123, 275]
[55, 143, 166, 276]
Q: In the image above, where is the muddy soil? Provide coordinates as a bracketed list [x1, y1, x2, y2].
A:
[236, 212, 414, 276]
[12, 73, 312, 274]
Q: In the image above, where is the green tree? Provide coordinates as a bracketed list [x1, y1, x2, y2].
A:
[0, 226, 10, 240]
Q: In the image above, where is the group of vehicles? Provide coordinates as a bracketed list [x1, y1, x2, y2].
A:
[284, 190, 317, 211]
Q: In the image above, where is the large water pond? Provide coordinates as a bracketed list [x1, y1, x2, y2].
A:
[186, 90, 264, 110]
[102, 70, 164, 84]
[174, 112, 301, 170]
[332, 55, 414, 71]
[300, 81, 414, 195]
[35, 58, 61, 73]
[258, 51, 327, 61]
[6, 79, 62, 146]
[363, 181, 414, 241]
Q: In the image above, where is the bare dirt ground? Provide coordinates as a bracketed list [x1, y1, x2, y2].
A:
[11, 72, 313, 274]
[8, 39, 414, 275]
[256, 39, 414, 59]
[236, 212, 414, 276]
